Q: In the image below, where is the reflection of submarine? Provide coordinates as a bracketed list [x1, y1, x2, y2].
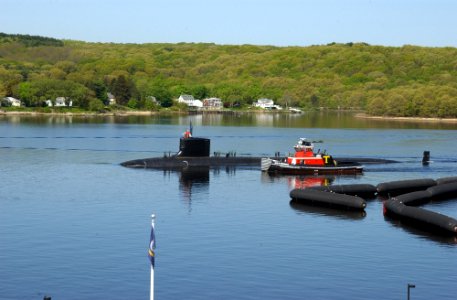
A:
[179, 166, 210, 203]
[180, 166, 210, 184]
[290, 200, 366, 220]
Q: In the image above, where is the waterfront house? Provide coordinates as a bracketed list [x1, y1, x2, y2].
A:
[45, 100, 53, 107]
[178, 94, 203, 109]
[146, 96, 160, 106]
[55, 97, 66, 107]
[253, 98, 282, 110]
[107, 93, 116, 105]
[2, 97, 22, 107]
[203, 97, 223, 109]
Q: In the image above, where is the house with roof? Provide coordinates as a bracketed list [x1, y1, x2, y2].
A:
[253, 98, 282, 110]
[107, 93, 116, 105]
[2, 97, 22, 107]
[203, 97, 223, 109]
[178, 94, 203, 109]
[146, 96, 160, 106]
[45, 100, 53, 107]
[55, 97, 66, 107]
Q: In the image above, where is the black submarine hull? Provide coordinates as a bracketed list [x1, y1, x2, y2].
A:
[121, 156, 261, 169]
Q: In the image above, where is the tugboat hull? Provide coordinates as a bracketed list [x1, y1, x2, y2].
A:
[262, 158, 363, 175]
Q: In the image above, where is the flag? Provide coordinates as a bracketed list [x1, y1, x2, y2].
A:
[148, 223, 156, 268]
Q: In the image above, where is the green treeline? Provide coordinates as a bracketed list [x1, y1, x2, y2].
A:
[1, 33, 457, 117]
[0, 33, 64, 47]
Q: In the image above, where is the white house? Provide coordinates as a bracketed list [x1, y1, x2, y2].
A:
[178, 94, 203, 108]
[107, 92, 116, 105]
[203, 97, 223, 109]
[253, 98, 282, 110]
[45, 100, 53, 107]
[55, 97, 66, 107]
[146, 96, 160, 105]
[2, 97, 22, 107]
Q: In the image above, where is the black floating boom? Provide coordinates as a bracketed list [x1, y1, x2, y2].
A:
[395, 190, 432, 206]
[290, 188, 366, 210]
[435, 176, 457, 185]
[384, 199, 457, 235]
[377, 178, 437, 196]
[427, 182, 457, 199]
[310, 184, 377, 198]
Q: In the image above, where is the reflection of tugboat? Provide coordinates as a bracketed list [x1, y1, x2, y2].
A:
[261, 138, 363, 175]
[288, 175, 334, 189]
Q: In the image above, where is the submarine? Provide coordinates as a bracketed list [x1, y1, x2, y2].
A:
[120, 128, 397, 170]
[121, 130, 261, 169]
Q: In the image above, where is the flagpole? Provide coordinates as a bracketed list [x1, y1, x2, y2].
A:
[150, 214, 156, 300]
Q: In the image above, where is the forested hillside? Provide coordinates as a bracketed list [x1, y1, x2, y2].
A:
[1, 33, 457, 117]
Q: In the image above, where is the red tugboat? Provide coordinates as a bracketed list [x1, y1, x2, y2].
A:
[261, 138, 363, 175]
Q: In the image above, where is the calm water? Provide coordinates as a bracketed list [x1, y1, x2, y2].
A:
[1, 112, 456, 300]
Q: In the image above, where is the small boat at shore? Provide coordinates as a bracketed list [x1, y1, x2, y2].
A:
[261, 138, 363, 175]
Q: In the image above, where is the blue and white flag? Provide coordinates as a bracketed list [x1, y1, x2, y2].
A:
[148, 224, 156, 268]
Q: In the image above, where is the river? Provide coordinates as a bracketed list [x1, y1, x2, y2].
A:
[1, 111, 456, 300]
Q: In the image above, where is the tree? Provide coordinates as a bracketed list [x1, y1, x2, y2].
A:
[88, 98, 105, 112]
[88, 81, 108, 104]
[146, 79, 173, 108]
[191, 85, 208, 100]
[112, 75, 131, 105]
[15, 82, 39, 106]
[13, 79, 90, 108]
[154, 87, 173, 107]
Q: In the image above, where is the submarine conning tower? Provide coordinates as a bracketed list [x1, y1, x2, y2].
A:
[179, 137, 210, 157]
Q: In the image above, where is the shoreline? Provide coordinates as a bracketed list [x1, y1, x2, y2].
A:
[0, 109, 295, 117]
[354, 113, 457, 123]
[0, 110, 164, 117]
[2, 109, 457, 123]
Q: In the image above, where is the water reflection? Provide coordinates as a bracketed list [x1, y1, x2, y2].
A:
[384, 215, 457, 246]
[289, 200, 367, 220]
[260, 172, 367, 190]
[3, 111, 457, 129]
[286, 175, 334, 189]
[174, 166, 239, 204]
[178, 167, 210, 204]
[261, 172, 334, 188]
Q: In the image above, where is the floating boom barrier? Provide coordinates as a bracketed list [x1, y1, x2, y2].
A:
[290, 177, 457, 235]
[309, 184, 377, 198]
[290, 188, 367, 210]
[376, 178, 437, 196]
[382, 180, 457, 235]
[383, 200, 457, 234]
